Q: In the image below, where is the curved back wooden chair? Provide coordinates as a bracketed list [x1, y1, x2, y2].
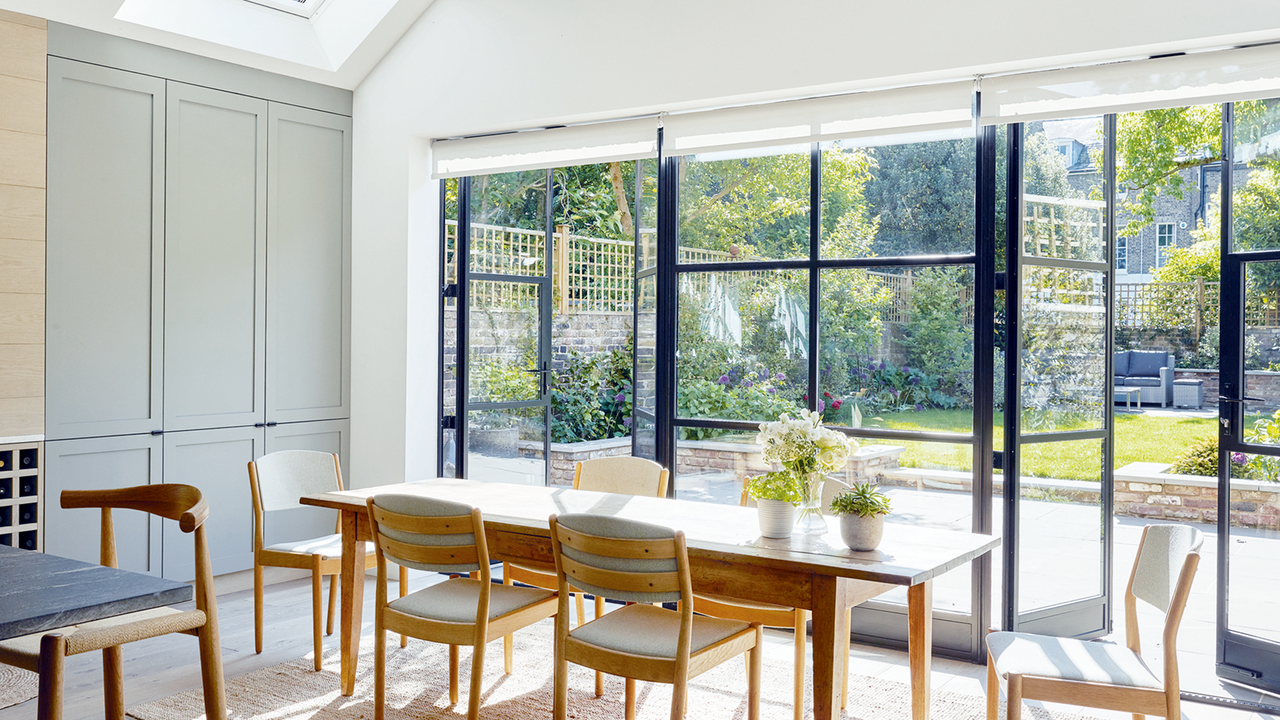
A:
[502, 456, 668, 688]
[986, 524, 1204, 720]
[249, 450, 408, 670]
[550, 512, 762, 720]
[0, 485, 225, 720]
[366, 493, 557, 720]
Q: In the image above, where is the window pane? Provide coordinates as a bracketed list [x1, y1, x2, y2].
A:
[637, 157, 658, 270]
[1234, 98, 1280, 255]
[468, 281, 540, 403]
[466, 406, 545, 486]
[1227, 452, 1280, 643]
[677, 270, 807, 422]
[469, 169, 548, 275]
[1021, 267, 1106, 433]
[636, 274, 656, 416]
[821, 135, 975, 259]
[677, 146, 810, 263]
[1024, 118, 1106, 263]
[819, 266, 974, 433]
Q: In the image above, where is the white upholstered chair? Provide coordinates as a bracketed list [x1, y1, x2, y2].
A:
[366, 493, 558, 720]
[986, 524, 1203, 720]
[502, 456, 668, 691]
[248, 450, 407, 670]
[549, 512, 762, 720]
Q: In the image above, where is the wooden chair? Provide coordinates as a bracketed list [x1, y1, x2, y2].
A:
[366, 493, 558, 720]
[549, 512, 762, 720]
[690, 482, 856, 720]
[502, 456, 668, 691]
[248, 450, 408, 671]
[986, 524, 1204, 720]
[0, 485, 226, 720]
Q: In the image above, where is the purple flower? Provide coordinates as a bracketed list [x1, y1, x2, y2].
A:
[718, 375, 730, 385]
[614, 392, 625, 403]
[903, 366, 911, 373]
[775, 372, 785, 381]
[623, 417, 633, 428]
[817, 399, 825, 413]
[767, 388, 776, 394]
[1232, 452, 1247, 464]
[878, 361, 887, 371]
[890, 388, 899, 397]
[742, 380, 754, 388]
[915, 404, 923, 411]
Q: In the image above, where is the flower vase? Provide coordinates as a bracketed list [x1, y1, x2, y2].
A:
[795, 472, 828, 535]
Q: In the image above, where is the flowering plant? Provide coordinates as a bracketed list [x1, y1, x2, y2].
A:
[756, 411, 857, 478]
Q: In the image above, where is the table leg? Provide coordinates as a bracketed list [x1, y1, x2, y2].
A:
[908, 580, 933, 720]
[340, 508, 365, 696]
[810, 575, 848, 720]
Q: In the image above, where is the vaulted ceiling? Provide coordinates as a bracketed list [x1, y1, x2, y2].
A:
[0, 0, 433, 89]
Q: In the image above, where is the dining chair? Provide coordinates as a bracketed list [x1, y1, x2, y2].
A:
[0, 484, 226, 720]
[689, 482, 855, 720]
[502, 456, 668, 691]
[249, 450, 409, 671]
[986, 524, 1203, 720]
[366, 493, 558, 720]
[549, 512, 763, 720]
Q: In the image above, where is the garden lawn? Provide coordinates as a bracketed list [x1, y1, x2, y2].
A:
[871, 409, 1219, 482]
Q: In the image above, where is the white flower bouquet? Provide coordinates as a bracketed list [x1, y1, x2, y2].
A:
[755, 411, 858, 534]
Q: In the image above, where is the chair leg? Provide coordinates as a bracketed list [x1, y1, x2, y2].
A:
[1006, 674, 1022, 720]
[311, 555, 324, 671]
[468, 638, 486, 720]
[594, 595, 605, 696]
[449, 645, 460, 704]
[374, 625, 387, 720]
[103, 645, 125, 720]
[987, 653, 998, 720]
[398, 565, 409, 649]
[748, 625, 763, 720]
[666, 675, 679, 720]
[842, 607, 851, 710]
[254, 562, 264, 654]
[503, 566, 514, 673]
[196, 620, 227, 720]
[575, 593, 586, 627]
[37, 634, 66, 720]
[553, 624, 569, 720]
[793, 611, 806, 720]
[626, 678, 637, 720]
[326, 573, 338, 636]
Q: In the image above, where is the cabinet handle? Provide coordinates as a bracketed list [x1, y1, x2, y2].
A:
[254, 423, 266, 428]
[266, 421, 278, 427]
[150, 430, 164, 436]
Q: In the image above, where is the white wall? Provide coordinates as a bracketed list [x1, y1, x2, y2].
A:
[349, 0, 1280, 487]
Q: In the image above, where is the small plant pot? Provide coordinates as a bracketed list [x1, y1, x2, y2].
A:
[756, 499, 797, 539]
[839, 513, 885, 552]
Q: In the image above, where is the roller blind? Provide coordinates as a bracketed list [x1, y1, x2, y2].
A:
[980, 43, 1280, 125]
[662, 81, 975, 157]
[431, 116, 659, 179]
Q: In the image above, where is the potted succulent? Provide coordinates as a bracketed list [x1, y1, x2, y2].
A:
[744, 470, 804, 538]
[828, 483, 892, 551]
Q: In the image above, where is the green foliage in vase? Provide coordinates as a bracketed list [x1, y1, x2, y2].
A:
[828, 483, 892, 518]
[743, 470, 804, 505]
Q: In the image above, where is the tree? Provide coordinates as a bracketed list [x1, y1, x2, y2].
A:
[862, 139, 975, 257]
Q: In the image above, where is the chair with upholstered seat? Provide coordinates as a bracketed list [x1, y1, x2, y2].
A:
[0, 485, 226, 720]
[367, 493, 558, 720]
[986, 524, 1203, 720]
[249, 450, 408, 670]
[550, 512, 762, 720]
[502, 456, 668, 690]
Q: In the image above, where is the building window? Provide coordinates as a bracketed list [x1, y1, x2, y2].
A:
[1156, 223, 1174, 268]
[1116, 235, 1127, 271]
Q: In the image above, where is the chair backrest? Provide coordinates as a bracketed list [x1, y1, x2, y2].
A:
[366, 493, 488, 579]
[574, 457, 669, 498]
[249, 450, 343, 513]
[550, 513, 685, 605]
[1128, 523, 1203, 614]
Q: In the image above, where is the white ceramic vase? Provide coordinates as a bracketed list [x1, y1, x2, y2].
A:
[839, 513, 885, 551]
[756, 499, 797, 538]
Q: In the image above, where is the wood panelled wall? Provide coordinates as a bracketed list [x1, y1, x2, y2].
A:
[0, 9, 45, 437]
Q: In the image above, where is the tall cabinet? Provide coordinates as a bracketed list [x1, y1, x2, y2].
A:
[44, 52, 352, 580]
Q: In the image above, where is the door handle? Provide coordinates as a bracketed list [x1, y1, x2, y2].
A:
[1220, 396, 1263, 404]
[523, 364, 551, 395]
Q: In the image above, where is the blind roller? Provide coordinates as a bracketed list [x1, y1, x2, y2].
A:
[431, 116, 659, 179]
[662, 81, 974, 157]
[980, 43, 1280, 125]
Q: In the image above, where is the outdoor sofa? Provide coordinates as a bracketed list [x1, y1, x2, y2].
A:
[1113, 350, 1175, 407]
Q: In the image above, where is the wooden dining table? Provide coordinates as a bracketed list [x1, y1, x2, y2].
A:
[301, 477, 999, 720]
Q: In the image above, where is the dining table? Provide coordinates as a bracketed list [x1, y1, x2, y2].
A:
[301, 477, 999, 720]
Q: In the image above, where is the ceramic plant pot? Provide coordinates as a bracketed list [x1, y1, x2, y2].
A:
[756, 499, 797, 538]
[839, 513, 885, 551]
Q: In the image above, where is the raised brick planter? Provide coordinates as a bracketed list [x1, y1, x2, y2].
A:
[1114, 462, 1280, 527]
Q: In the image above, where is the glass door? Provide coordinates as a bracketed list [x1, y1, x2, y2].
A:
[1004, 119, 1114, 636]
[1217, 100, 1280, 692]
[458, 170, 553, 485]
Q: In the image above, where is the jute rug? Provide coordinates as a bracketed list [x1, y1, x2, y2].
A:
[0, 663, 39, 710]
[127, 620, 1103, 720]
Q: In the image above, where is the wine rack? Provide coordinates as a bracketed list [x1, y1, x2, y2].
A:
[0, 442, 41, 551]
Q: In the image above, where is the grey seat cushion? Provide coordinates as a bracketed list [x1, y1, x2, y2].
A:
[1124, 377, 1163, 387]
[1113, 375, 1126, 387]
[1113, 352, 1131, 377]
[265, 534, 373, 559]
[1128, 351, 1167, 378]
[987, 631, 1161, 689]
[571, 603, 749, 659]
[389, 577, 553, 623]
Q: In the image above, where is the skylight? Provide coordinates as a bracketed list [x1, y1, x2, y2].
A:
[244, 0, 329, 19]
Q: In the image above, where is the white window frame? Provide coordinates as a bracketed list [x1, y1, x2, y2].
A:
[1156, 222, 1175, 268]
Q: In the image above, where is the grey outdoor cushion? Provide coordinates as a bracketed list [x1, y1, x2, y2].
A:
[1128, 351, 1168, 378]
[986, 631, 1162, 689]
[389, 577, 553, 623]
[570, 603, 749, 658]
[1113, 351, 1131, 377]
[1124, 377, 1163, 387]
[1113, 375, 1126, 386]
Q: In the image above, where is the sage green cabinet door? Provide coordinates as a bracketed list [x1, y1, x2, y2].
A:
[164, 82, 268, 431]
[43, 434, 163, 575]
[260, 418, 350, 549]
[162, 426, 263, 581]
[45, 58, 165, 440]
[266, 104, 352, 424]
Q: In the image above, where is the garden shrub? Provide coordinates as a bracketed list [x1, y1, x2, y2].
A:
[1169, 436, 1248, 478]
[901, 267, 974, 399]
[550, 347, 632, 443]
